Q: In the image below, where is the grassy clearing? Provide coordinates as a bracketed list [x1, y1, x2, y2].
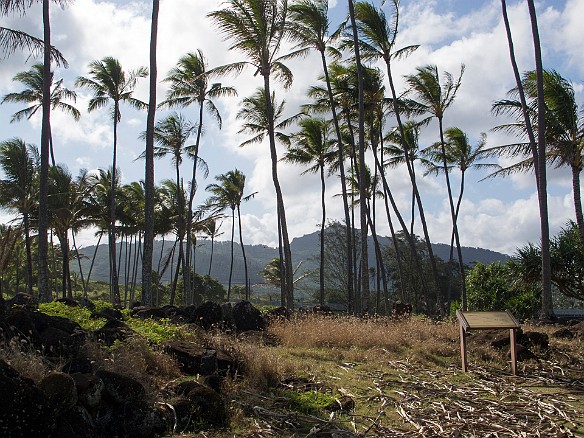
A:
[7, 306, 583, 436]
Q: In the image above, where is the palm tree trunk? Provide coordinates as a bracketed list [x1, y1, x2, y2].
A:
[38, 0, 52, 302]
[237, 205, 250, 300]
[319, 49, 354, 312]
[110, 111, 121, 305]
[319, 165, 326, 306]
[85, 232, 103, 296]
[72, 232, 86, 294]
[382, 57, 439, 302]
[527, 0, 553, 320]
[263, 74, 294, 309]
[23, 212, 33, 295]
[502, 0, 552, 319]
[438, 118, 466, 312]
[185, 100, 205, 303]
[142, 0, 159, 307]
[348, 0, 370, 313]
[208, 235, 215, 277]
[228, 209, 235, 301]
[571, 165, 584, 246]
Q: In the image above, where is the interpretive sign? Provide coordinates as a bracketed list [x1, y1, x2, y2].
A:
[456, 310, 521, 375]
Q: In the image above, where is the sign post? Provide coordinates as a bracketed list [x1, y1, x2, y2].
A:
[456, 310, 521, 375]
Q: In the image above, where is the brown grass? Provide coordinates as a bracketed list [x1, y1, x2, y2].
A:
[0, 338, 56, 384]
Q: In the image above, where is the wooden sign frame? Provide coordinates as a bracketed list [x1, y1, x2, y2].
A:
[456, 310, 521, 375]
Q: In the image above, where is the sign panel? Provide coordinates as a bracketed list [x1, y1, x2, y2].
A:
[457, 311, 521, 330]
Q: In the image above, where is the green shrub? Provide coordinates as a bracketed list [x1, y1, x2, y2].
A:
[282, 390, 337, 415]
[466, 261, 539, 320]
[39, 302, 106, 331]
[125, 317, 188, 344]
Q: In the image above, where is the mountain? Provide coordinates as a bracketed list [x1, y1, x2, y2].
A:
[72, 231, 509, 287]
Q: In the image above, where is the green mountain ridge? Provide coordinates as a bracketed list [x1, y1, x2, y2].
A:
[72, 231, 509, 287]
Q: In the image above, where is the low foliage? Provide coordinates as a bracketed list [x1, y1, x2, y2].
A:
[125, 317, 191, 344]
[38, 301, 105, 331]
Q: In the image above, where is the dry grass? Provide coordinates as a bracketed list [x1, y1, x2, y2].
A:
[85, 336, 181, 397]
[0, 338, 56, 384]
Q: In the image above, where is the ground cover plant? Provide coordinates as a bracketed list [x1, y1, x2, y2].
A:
[1, 300, 583, 437]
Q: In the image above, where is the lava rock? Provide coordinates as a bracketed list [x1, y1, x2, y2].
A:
[95, 370, 146, 404]
[232, 301, 266, 332]
[40, 372, 78, 413]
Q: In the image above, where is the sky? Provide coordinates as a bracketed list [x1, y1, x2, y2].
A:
[0, 0, 582, 256]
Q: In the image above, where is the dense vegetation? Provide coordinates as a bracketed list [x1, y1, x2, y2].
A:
[0, 0, 583, 319]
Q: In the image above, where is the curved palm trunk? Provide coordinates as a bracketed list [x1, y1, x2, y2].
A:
[263, 75, 294, 309]
[23, 211, 33, 295]
[110, 109, 121, 305]
[142, 0, 159, 307]
[383, 57, 439, 303]
[366, 202, 388, 309]
[228, 208, 235, 301]
[85, 232, 103, 296]
[571, 165, 584, 246]
[208, 235, 215, 276]
[447, 169, 466, 304]
[438, 119, 466, 312]
[319, 164, 326, 306]
[72, 232, 86, 294]
[319, 50, 354, 312]
[502, 0, 552, 319]
[185, 100, 205, 303]
[528, 0, 553, 319]
[38, 0, 51, 302]
[237, 205, 250, 300]
[348, 0, 370, 314]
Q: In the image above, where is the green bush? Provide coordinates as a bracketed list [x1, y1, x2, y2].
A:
[39, 301, 106, 331]
[282, 390, 337, 415]
[466, 261, 539, 320]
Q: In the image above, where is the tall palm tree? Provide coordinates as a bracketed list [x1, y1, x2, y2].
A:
[0, 138, 39, 296]
[500, 0, 552, 319]
[288, 0, 355, 310]
[351, 0, 423, 310]
[209, 0, 305, 310]
[47, 165, 90, 298]
[491, 70, 584, 247]
[405, 64, 466, 311]
[284, 117, 336, 306]
[85, 167, 122, 303]
[142, 112, 195, 304]
[76, 57, 147, 304]
[205, 169, 255, 301]
[142, 0, 160, 307]
[2, 63, 80, 166]
[202, 218, 223, 277]
[160, 49, 236, 298]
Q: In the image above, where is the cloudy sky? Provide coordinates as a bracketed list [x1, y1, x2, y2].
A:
[0, 0, 582, 256]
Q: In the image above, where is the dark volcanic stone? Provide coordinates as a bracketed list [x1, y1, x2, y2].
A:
[192, 301, 223, 329]
[93, 318, 134, 346]
[55, 297, 79, 307]
[232, 300, 266, 332]
[96, 370, 146, 404]
[93, 307, 124, 321]
[0, 359, 56, 437]
[40, 372, 78, 413]
[552, 327, 575, 339]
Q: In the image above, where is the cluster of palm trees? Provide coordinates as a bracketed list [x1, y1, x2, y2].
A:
[1, 0, 580, 317]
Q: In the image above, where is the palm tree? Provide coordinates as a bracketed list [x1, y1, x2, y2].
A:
[492, 70, 584, 247]
[284, 117, 336, 306]
[47, 165, 90, 298]
[288, 0, 355, 309]
[405, 64, 466, 311]
[142, 112, 195, 304]
[2, 63, 80, 165]
[0, 0, 68, 59]
[160, 49, 236, 299]
[205, 169, 255, 301]
[499, 0, 553, 320]
[76, 57, 147, 304]
[209, 0, 305, 310]
[351, 0, 422, 311]
[142, 0, 160, 307]
[85, 167, 123, 302]
[0, 138, 39, 296]
[202, 218, 223, 277]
